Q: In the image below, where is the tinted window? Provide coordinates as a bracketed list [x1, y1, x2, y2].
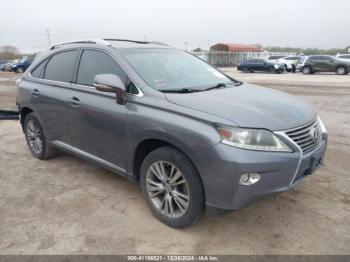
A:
[77, 50, 127, 86]
[285, 56, 299, 60]
[44, 50, 78, 82]
[311, 56, 330, 61]
[268, 56, 285, 60]
[31, 59, 47, 78]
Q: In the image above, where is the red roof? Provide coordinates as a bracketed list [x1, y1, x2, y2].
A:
[211, 43, 261, 52]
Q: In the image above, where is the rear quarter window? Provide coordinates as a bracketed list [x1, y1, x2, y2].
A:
[31, 59, 48, 78]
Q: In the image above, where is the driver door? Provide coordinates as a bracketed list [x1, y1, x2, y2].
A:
[67, 49, 130, 170]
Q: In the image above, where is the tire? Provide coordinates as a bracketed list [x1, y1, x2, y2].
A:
[16, 67, 24, 73]
[242, 66, 249, 73]
[140, 146, 204, 228]
[268, 67, 275, 73]
[336, 66, 347, 75]
[24, 113, 57, 160]
[302, 66, 312, 74]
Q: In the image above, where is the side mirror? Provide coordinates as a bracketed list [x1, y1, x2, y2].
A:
[94, 74, 127, 105]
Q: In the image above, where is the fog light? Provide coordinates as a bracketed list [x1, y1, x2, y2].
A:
[239, 173, 261, 186]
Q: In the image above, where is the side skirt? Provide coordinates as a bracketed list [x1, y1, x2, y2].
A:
[51, 141, 136, 182]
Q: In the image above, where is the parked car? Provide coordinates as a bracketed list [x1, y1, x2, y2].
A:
[266, 55, 286, 64]
[336, 54, 350, 60]
[11, 58, 33, 73]
[297, 55, 350, 75]
[237, 58, 284, 73]
[278, 56, 302, 72]
[2, 60, 19, 72]
[0, 60, 10, 71]
[17, 39, 328, 228]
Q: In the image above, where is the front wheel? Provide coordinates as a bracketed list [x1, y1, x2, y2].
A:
[16, 67, 24, 73]
[268, 67, 275, 73]
[140, 146, 204, 228]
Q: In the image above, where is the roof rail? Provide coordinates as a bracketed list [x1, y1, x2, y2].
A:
[50, 39, 111, 50]
[104, 39, 170, 46]
[103, 39, 150, 44]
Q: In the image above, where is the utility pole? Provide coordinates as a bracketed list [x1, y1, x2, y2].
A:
[46, 28, 51, 47]
[184, 42, 188, 51]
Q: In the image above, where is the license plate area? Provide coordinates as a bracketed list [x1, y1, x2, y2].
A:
[304, 147, 325, 175]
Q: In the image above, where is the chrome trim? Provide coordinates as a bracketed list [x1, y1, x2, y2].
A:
[274, 131, 303, 186]
[282, 119, 321, 154]
[52, 141, 128, 175]
[50, 39, 112, 50]
[28, 48, 144, 98]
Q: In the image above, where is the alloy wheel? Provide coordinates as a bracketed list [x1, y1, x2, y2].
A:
[337, 67, 345, 75]
[26, 119, 43, 154]
[146, 160, 190, 218]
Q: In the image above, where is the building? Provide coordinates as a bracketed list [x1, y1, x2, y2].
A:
[210, 43, 262, 53]
[208, 43, 262, 67]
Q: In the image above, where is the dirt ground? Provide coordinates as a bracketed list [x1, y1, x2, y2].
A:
[0, 70, 349, 255]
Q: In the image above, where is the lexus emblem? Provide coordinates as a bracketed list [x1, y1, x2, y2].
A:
[309, 126, 320, 142]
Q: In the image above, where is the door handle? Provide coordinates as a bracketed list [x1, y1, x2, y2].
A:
[70, 97, 81, 107]
[32, 89, 40, 97]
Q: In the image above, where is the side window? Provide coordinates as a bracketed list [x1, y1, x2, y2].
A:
[77, 50, 127, 87]
[44, 50, 78, 82]
[31, 59, 48, 78]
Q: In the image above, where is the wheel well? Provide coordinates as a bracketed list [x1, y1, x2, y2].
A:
[336, 65, 347, 71]
[20, 107, 33, 126]
[133, 139, 172, 181]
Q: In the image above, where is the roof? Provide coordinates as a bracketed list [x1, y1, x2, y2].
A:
[211, 43, 261, 52]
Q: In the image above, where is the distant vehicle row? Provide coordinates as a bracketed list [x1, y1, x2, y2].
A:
[297, 55, 350, 75]
[0, 58, 33, 73]
[238, 54, 350, 75]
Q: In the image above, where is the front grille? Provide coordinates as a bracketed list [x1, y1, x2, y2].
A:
[285, 119, 321, 154]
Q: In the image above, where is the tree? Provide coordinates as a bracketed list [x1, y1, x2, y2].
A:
[0, 45, 19, 54]
[192, 47, 202, 52]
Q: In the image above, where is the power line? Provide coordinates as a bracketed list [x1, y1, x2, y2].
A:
[46, 28, 51, 47]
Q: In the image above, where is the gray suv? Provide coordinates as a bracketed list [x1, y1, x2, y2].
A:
[16, 39, 328, 227]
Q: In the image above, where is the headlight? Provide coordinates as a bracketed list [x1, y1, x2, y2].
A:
[317, 116, 327, 134]
[215, 125, 292, 152]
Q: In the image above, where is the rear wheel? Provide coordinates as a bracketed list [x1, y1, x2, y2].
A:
[336, 66, 347, 75]
[302, 66, 312, 74]
[268, 67, 275, 73]
[140, 146, 204, 228]
[24, 113, 57, 159]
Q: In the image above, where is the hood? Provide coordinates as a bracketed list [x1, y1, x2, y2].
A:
[165, 83, 316, 131]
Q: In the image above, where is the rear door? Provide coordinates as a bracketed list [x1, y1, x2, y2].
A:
[26, 49, 79, 144]
[312, 56, 334, 72]
[67, 49, 131, 170]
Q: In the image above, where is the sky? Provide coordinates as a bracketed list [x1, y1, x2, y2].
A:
[0, 0, 349, 53]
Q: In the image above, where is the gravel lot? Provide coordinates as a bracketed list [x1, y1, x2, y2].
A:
[0, 70, 349, 255]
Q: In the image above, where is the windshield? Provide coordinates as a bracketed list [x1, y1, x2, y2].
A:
[121, 49, 233, 91]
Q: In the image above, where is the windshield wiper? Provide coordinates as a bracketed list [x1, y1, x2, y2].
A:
[159, 88, 201, 93]
[203, 83, 228, 91]
[203, 81, 242, 91]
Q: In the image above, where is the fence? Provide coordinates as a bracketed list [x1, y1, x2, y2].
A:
[191, 51, 296, 67]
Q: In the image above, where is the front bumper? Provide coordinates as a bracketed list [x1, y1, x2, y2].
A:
[202, 135, 327, 213]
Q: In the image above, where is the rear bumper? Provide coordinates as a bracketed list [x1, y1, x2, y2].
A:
[202, 136, 327, 213]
